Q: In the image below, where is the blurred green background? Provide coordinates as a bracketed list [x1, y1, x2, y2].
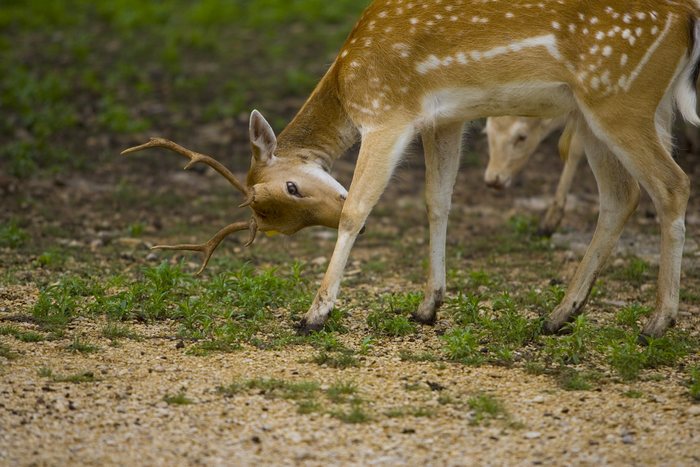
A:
[0, 0, 368, 178]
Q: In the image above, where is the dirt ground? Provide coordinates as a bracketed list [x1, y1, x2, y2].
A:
[2, 129, 700, 465]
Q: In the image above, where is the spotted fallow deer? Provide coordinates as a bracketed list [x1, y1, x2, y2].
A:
[124, 1, 700, 339]
[484, 114, 585, 236]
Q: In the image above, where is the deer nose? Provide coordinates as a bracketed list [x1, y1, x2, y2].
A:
[340, 193, 347, 201]
[484, 174, 509, 190]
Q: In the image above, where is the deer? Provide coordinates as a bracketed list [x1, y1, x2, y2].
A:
[123, 0, 700, 340]
[484, 114, 585, 236]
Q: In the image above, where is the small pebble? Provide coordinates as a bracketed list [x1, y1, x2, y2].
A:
[524, 431, 541, 439]
[531, 396, 545, 404]
[687, 406, 700, 416]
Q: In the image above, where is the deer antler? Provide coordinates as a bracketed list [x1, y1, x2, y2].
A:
[121, 137, 249, 196]
[122, 138, 258, 274]
[152, 219, 257, 275]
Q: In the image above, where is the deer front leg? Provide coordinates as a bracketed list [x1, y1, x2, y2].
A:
[298, 125, 415, 333]
[412, 123, 464, 324]
[545, 125, 640, 333]
[538, 131, 585, 236]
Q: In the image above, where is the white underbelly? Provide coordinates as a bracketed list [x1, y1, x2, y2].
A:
[417, 82, 576, 127]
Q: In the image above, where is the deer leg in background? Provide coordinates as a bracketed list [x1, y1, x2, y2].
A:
[412, 122, 465, 324]
[298, 124, 415, 333]
[545, 120, 640, 333]
[538, 126, 586, 236]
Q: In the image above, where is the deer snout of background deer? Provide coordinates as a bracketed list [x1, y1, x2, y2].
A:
[484, 116, 564, 190]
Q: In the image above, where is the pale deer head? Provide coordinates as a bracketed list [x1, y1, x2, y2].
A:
[484, 116, 563, 189]
[121, 110, 348, 274]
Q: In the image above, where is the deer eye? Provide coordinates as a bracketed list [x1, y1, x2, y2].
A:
[514, 134, 528, 144]
[286, 181, 302, 198]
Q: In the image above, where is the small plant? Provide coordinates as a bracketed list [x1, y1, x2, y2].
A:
[0, 220, 29, 248]
[543, 315, 592, 365]
[102, 323, 138, 341]
[623, 390, 644, 399]
[39, 368, 97, 384]
[0, 343, 17, 360]
[450, 292, 485, 325]
[399, 350, 438, 362]
[618, 257, 649, 285]
[331, 401, 371, 424]
[0, 325, 44, 342]
[34, 248, 67, 268]
[689, 367, 700, 402]
[557, 368, 593, 391]
[67, 336, 98, 354]
[311, 351, 360, 369]
[467, 393, 507, 426]
[366, 311, 416, 337]
[442, 327, 483, 365]
[615, 303, 652, 329]
[326, 381, 358, 403]
[164, 392, 193, 405]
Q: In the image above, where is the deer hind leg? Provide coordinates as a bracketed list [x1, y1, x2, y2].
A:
[413, 122, 465, 324]
[298, 124, 415, 333]
[538, 129, 585, 236]
[545, 118, 641, 332]
[617, 131, 689, 339]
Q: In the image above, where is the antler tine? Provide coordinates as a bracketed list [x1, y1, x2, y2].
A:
[121, 137, 248, 196]
[152, 218, 258, 275]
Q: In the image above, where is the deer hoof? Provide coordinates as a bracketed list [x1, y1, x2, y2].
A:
[639, 315, 676, 343]
[296, 318, 325, 336]
[410, 311, 437, 325]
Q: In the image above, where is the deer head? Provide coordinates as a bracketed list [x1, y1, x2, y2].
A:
[484, 116, 563, 189]
[245, 110, 348, 235]
[121, 110, 348, 274]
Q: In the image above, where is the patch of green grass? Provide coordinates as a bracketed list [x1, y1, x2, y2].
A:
[399, 350, 439, 362]
[326, 381, 358, 403]
[0, 325, 44, 342]
[331, 402, 371, 424]
[366, 292, 420, 337]
[615, 303, 652, 330]
[102, 322, 138, 341]
[615, 257, 650, 285]
[442, 327, 483, 365]
[310, 351, 360, 369]
[39, 368, 98, 383]
[543, 315, 592, 365]
[450, 292, 485, 325]
[0, 220, 29, 248]
[0, 342, 18, 360]
[622, 390, 644, 399]
[385, 405, 436, 418]
[164, 392, 193, 405]
[467, 393, 507, 426]
[33, 248, 67, 269]
[556, 368, 593, 391]
[605, 332, 691, 381]
[66, 337, 99, 354]
[689, 367, 700, 402]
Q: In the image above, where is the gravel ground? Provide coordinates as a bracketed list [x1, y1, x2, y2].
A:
[1, 313, 699, 466]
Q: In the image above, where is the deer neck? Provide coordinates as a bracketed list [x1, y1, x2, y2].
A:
[276, 63, 359, 172]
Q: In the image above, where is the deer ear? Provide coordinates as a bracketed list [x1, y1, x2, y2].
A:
[249, 110, 277, 164]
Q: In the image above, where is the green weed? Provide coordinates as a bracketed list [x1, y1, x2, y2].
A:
[689, 367, 700, 401]
[164, 392, 193, 405]
[467, 393, 507, 426]
[442, 327, 483, 365]
[311, 351, 360, 369]
[0, 325, 44, 342]
[66, 337, 99, 354]
[0, 220, 29, 248]
[326, 381, 358, 403]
